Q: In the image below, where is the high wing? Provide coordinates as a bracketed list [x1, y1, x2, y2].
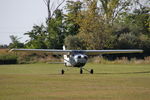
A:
[10, 49, 143, 55]
[82, 50, 143, 55]
[10, 49, 71, 55]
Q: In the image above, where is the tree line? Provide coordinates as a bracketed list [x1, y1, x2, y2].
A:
[8, 0, 150, 57]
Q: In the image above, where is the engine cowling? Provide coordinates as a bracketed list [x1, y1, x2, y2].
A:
[73, 54, 88, 67]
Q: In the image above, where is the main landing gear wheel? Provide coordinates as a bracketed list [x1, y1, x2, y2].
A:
[61, 69, 64, 75]
[90, 69, 94, 74]
[80, 69, 83, 74]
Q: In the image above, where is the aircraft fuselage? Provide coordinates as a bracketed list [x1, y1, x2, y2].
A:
[64, 53, 88, 68]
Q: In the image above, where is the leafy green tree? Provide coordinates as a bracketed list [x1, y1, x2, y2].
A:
[24, 25, 47, 49]
[9, 35, 24, 49]
[138, 34, 150, 54]
[116, 33, 139, 49]
[115, 6, 149, 34]
[46, 9, 65, 49]
[43, 0, 65, 21]
[77, 0, 114, 49]
[128, 7, 149, 35]
[64, 0, 83, 36]
[0, 45, 8, 48]
[98, 0, 131, 25]
[113, 6, 150, 53]
[64, 35, 85, 50]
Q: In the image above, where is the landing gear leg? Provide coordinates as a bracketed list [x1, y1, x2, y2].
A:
[82, 68, 94, 74]
[61, 66, 72, 75]
[80, 68, 83, 74]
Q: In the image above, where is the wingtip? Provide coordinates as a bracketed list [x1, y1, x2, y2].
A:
[133, 49, 143, 53]
[139, 50, 144, 53]
[9, 49, 15, 52]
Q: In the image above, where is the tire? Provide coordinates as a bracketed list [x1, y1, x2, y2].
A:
[61, 69, 64, 75]
[90, 69, 94, 74]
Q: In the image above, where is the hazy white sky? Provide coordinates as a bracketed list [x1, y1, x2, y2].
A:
[0, 0, 47, 45]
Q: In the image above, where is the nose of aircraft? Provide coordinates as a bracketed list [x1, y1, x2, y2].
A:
[83, 55, 88, 60]
[75, 55, 88, 60]
[73, 54, 87, 67]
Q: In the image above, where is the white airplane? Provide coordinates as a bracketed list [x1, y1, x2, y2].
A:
[10, 46, 143, 74]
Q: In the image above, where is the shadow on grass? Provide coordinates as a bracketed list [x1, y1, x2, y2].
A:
[48, 71, 150, 75]
[94, 71, 150, 75]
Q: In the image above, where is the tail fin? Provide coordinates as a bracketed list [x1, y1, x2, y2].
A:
[63, 45, 71, 66]
[63, 45, 66, 50]
[63, 45, 67, 66]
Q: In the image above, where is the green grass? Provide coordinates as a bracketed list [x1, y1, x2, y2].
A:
[0, 63, 150, 100]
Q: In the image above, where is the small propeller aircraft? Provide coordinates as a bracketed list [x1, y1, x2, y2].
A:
[10, 46, 143, 74]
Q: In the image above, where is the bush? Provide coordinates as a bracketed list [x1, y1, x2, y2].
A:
[64, 35, 86, 50]
[117, 33, 139, 49]
[16, 52, 62, 64]
[0, 54, 18, 64]
[89, 56, 150, 64]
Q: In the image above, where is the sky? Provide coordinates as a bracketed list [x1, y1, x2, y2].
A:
[0, 0, 47, 45]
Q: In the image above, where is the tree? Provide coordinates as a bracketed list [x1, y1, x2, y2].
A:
[46, 9, 65, 49]
[113, 5, 150, 56]
[113, 6, 150, 41]
[98, 0, 131, 25]
[116, 33, 139, 49]
[24, 25, 47, 49]
[25, 0, 66, 49]
[43, 0, 65, 21]
[64, 0, 83, 36]
[138, 34, 150, 54]
[129, 7, 149, 35]
[77, 0, 114, 50]
[9, 35, 24, 49]
[42, 0, 66, 49]
[64, 35, 85, 50]
[0, 44, 8, 48]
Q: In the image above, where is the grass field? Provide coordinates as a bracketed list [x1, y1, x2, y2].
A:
[0, 63, 150, 100]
